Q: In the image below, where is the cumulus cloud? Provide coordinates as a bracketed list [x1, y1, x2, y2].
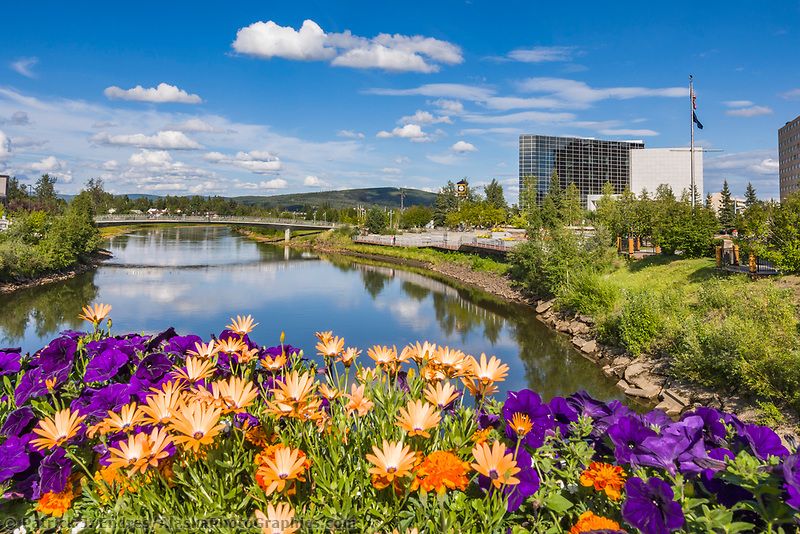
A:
[431, 99, 464, 114]
[381, 167, 401, 174]
[725, 105, 773, 117]
[599, 128, 659, 136]
[462, 110, 575, 124]
[0, 111, 31, 125]
[483, 96, 563, 110]
[515, 78, 687, 108]
[259, 178, 288, 189]
[376, 124, 429, 142]
[706, 150, 779, 176]
[166, 118, 222, 132]
[104, 83, 202, 104]
[451, 140, 477, 153]
[92, 130, 203, 150]
[203, 150, 282, 173]
[0, 130, 11, 159]
[10, 57, 38, 78]
[506, 46, 576, 63]
[303, 175, 329, 187]
[233, 19, 462, 73]
[337, 129, 365, 139]
[129, 149, 173, 167]
[28, 155, 65, 172]
[398, 110, 452, 125]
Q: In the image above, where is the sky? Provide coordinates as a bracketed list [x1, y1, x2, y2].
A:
[0, 1, 798, 203]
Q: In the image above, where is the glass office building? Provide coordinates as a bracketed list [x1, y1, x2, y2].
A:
[519, 135, 644, 206]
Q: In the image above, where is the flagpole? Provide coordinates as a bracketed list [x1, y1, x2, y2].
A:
[689, 74, 695, 209]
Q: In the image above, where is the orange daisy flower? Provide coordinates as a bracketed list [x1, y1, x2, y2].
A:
[256, 445, 308, 495]
[423, 381, 460, 409]
[368, 345, 399, 371]
[401, 341, 436, 365]
[579, 462, 627, 501]
[471, 428, 492, 444]
[396, 400, 441, 438]
[217, 337, 246, 356]
[239, 346, 261, 364]
[471, 441, 520, 489]
[143, 427, 173, 470]
[267, 370, 320, 419]
[99, 402, 144, 435]
[226, 314, 259, 336]
[255, 502, 298, 534]
[211, 375, 259, 414]
[569, 511, 621, 534]
[78, 303, 112, 325]
[345, 383, 374, 417]
[338, 347, 360, 368]
[30, 408, 86, 451]
[107, 433, 150, 474]
[140, 382, 184, 425]
[318, 383, 340, 400]
[315, 330, 333, 343]
[510, 413, 533, 438]
[467, 353, 509, 384]
[366, 440, 417, 490]
[411, 451, 471, 494]
[316, 335, 345, 358]
[173, 356, 217, 383]
[169, 403, 224, 453]
[260, 352, 287, 372]
[187, 340, 219, 360]
[432, 346, 467, 378]
[356, 366, 380, 384]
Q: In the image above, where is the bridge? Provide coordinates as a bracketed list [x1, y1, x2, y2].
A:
[94, 215, 339, 240]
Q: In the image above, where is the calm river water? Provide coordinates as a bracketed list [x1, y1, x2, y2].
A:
[0, 226, 622, 401]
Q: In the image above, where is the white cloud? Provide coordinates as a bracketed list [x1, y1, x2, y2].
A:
[724, 100, 754, 108]
[337, 129, 365, 139]
[103, 83, 202, 104]
[28, 155, 65, 172]
[102, 160, 119, 170]
[0, 111, 31, 125]
[431, 99, 464, 114]
[426, 153, 458, 165]
[203, 150, 282, 173]
[398, 110, 452, 125]
[781, 89, 800, 100]
[367, 83, 493, 101]
[233, 19, 461, 73]
[92, 130, 203, 150]
[725, 105, 773, 117]
[599, 128, 659, 136]
[166, 118, 221, 132]
[451, 140, 477, 153]
[259, 178, 288, 189]
[516, 78, 687, 108]
[706, 150, 779, 175]
[381, 167, 401, 174]
[506, 46, 576, 63]
[0, 130, 11, 159]
[483, 96, 563, 110]
[376, 123, 429, 142]
[129, 149, 173, 167]
[394, 156, 410, 165]
[462, 110, 575, 124]
[10, 57, 38, 78]
[303, 175, 329, 187]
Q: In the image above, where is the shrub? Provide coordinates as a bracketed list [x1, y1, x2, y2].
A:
[616, 290, 664, 355]
[558, 271, 619, 316]
[365, 207, 389, 234]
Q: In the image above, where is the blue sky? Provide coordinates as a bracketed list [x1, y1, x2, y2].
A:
[0, 1, 798, 202]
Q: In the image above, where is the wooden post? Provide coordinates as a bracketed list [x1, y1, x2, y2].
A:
[635, 236, 641, 251]
[627, 237, 634, 255]
[749, 253, 757, 274]
[655, 244, 661, 254]
[616, 236, 622, 252]
[733, 245, 740, 265]
[715, 246, 722, 267]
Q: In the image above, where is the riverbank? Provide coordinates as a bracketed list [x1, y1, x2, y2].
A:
[274, 229, 799, 435]
[0, 249, 112, 294]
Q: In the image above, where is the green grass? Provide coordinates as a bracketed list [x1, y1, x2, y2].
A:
[602, 255, 717, 304]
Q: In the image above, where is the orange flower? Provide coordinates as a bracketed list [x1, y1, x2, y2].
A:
[31, 408, 86, 451]
[173, 356, 217, 383]
[316, 335, 345, 358]
[239, 346, 261, 364]
[267, 370, 321, 420]
[318, 383, 340, 400]
[217, 337, 246, 356]
[226, 314, 259, 336]
[471, 441, 520, 489]
[187, 340, 219, 359]
[78, 303, 112, 325]
[471, 428, 491, 444]
[140, 381, 184, 425]
[345, 383, 374, 417]
[255, 502, 298, 534]
[569, 511, 621, 534]
[366, 440, 417, 490]
[256, 445, 308, 495]
[401, 341, 436, 365]
[315, 330, 334, 344]
[579, 462, 627, 500]
[107, 433, 150, 474]
[260, 352, 287, 372]
[510, 413, 533, 438]
[423, 381, 460, 409]
[36, 475, 79, 517]
[93, 465, 136, 503]
[460, 375, 499, 398]
[368, 345, 399, 371]
[356, 366, 380, 384]
[432, 346, 467, 378]
[411, 451, 470, 494]
[98, 402, 144, 435]
[338, 347, 360, 368]
[467, 353, 509, 384]
[211, 376, 259, 413]
[144, 427, 173, 470]
[169, 403, 224, 453]
[396, 400, 441, 438]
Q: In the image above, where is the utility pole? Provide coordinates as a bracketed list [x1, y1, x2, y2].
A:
[399, 187, 405, 212]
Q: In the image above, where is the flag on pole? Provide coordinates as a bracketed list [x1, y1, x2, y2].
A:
[691, 89, 704, 129]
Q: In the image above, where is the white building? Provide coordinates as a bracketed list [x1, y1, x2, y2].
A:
[709, 192, 747, 215]
[630, 148, 703, 199]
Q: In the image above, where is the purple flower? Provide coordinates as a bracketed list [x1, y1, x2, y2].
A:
[38, 448, 71, 494]
[34, 336, 77, 378]
[608, 416, 657, 464]
[83, 348, 129, 382]
[741, 424, 789, 460]
[0, 351, 21, 376]
[71, 383, 131, 419]
[622, 477, 685, 534]
[0, 436, 30, 483]
[145, 327, 178, 352]
[505, 447, 539, 512]
[477, 410, 500, 430]
[643, 409, 672, 431]
[1, 406, 36, 437]
[162, 333, 201, 355]
[548, 396, 578, 436]
[783, 454, 800, 510]
[234, 412, 259, 429]
[567, 390, 611, 419]
[134, 353, 173, 382]
[683, 407, 727, 447]
[502, 389, 553, 449]
[14, 367, 48, 405]
[632, 417, 708, 476]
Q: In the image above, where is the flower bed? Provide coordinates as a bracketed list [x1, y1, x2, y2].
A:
[0, 305, 798, 533]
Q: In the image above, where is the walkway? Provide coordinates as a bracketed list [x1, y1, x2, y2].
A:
[94, 215, 339, 231]
[354, 232, 521, 256]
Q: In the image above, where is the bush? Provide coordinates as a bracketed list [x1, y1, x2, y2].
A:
[365, 207, 389, 234]
[558, 270, 619, 316]
[615, 290, 665, 355]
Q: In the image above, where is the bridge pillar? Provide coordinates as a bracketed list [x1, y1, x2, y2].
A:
[284, 228, 291, 242]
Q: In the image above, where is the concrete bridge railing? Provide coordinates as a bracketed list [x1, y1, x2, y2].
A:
[94, 214, 339, 229]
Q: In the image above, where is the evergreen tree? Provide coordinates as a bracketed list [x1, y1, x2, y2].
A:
[433, 181, 459, 226]
[540, 171, 562, 229]
[705, 193, 713, 209]
[594, 181, 620, 239]
[719, 180, 735, 231]
[34, 174, 59, 212]
[560, 182, 583, 226]
[484, 179, 507, 210]
[365, 207, 389, 234]
[519, 176, 542, 230]
[744, 182, 758, 209]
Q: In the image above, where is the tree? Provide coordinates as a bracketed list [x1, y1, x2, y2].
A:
[34, 174, 59, 212]
[594, 181, 620, 240]
[484, 179, 507, 210]
[519, 176, 542, 230]
[399, 205, 433, 229]
[719, 180, 735, 231]
[540, 171, 563, 229]
[559, 182, 583, 226]
[762, 193, 800, 273]
[365, 207, 389, 234]
[744, 182, 758, 209]
[433, 181, 459, 226]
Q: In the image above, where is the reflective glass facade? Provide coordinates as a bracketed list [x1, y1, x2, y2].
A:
[519, 135, 644, 206]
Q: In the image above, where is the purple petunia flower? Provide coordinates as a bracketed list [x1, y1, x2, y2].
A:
[608, 415, 657, 465]
[0, 436, 30, 483]
[502, 389, 553, 449]
[145, 327, 178, 352]
[505, 447, 540, 512]
[33, 336, 77, 379]
[643, 409, 672, 431]
[547, 396, 578, 436]
[1, 406, 36, 437]
[632, 417, 708, 476]
[14, 367, 49, 405]
[134, 353, 173, 382]
[71, 383, 131, 419]
[38, 448, 72, 494]
[0, 351, 21, 376]
[83, 348, 130, 383]
[566, 390, 611, 419]
[234, 412, 259, 429]
[477, 410, 500, 430]
[741, 424, 789, 461]
[162, 333, 201, 355]
[622, 477, 685, 534]
[683, 407, 727, 446]
[783, 454, 800, 510]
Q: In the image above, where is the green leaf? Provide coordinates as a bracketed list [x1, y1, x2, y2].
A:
[543, 493, 573, 514]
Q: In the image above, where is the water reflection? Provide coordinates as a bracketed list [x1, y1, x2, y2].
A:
[0, 226, 622, 401]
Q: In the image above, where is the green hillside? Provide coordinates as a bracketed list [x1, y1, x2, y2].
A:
[232, 187, 436, 210]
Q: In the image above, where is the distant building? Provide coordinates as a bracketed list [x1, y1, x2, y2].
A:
[630, 148, 703, 198]
[779, 114, 800, 202]
[709, 192, 746, 215]
[518, 135, 644, 208]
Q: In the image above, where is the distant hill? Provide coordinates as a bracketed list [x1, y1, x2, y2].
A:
[233, 187, 436, 210]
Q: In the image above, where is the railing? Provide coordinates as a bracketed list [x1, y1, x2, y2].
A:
[354, 234, 521, 253]
[93, 215, 339, 228]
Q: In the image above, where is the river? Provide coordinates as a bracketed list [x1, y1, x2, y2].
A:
[0, 226, 622, 401]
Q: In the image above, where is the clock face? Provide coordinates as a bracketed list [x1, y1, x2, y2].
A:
[457, 183, 467, 196]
